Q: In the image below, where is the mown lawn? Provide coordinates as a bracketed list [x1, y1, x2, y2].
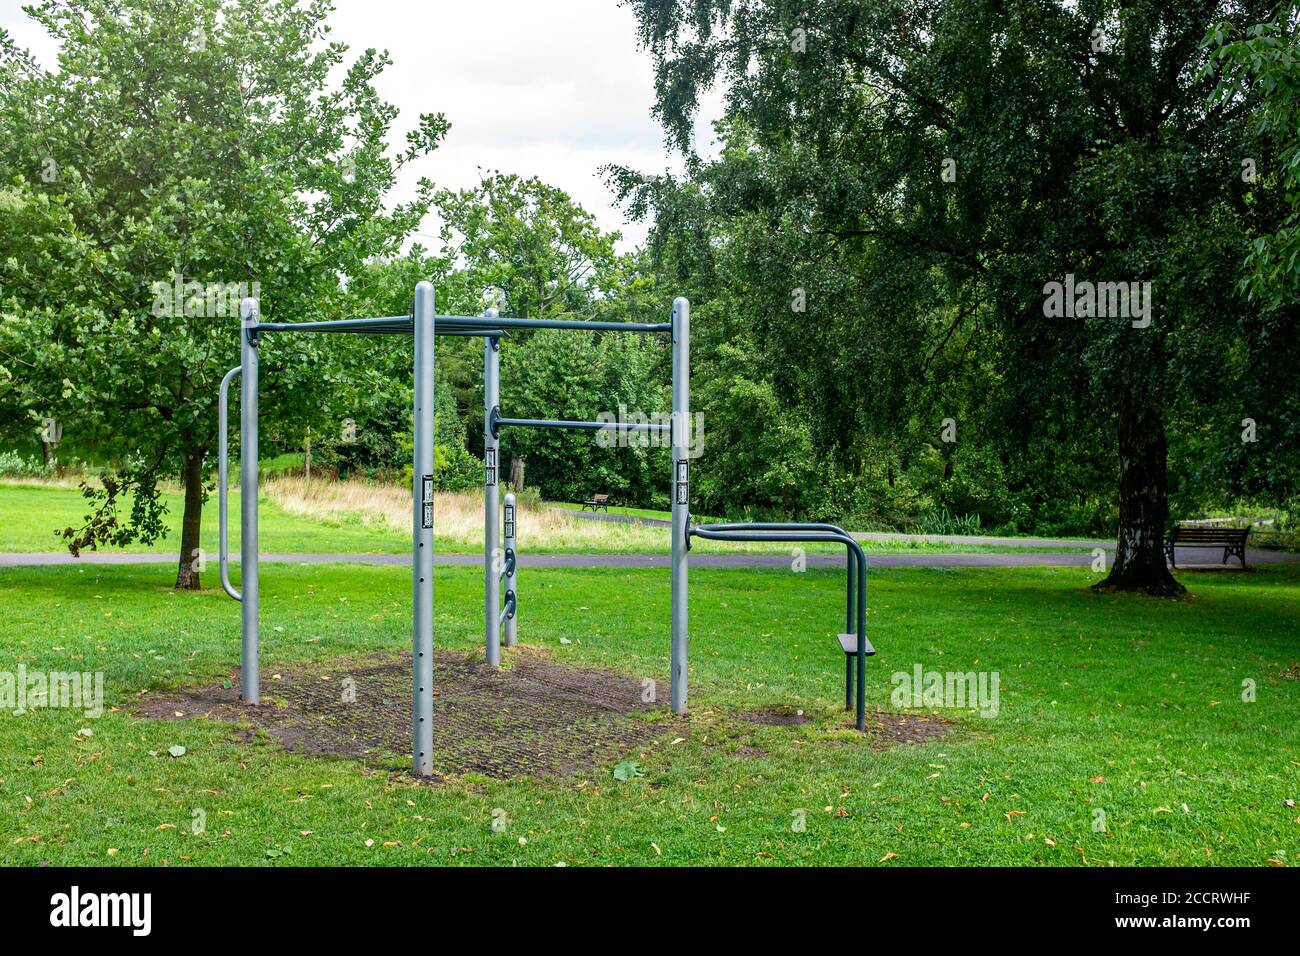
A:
[1, 561, 1297, 866]
[0, 481, 1094, 556]
[0, 481, 409, 554]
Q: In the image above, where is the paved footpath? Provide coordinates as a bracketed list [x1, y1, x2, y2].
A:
[559, 508, 1118, 550]
[2, 549, 1296, 569]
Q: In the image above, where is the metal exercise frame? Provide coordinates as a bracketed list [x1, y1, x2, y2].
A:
[688, 522, 873, 731]
[218, 284, 691, 775]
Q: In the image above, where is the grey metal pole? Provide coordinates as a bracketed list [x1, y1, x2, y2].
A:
[503, 492, 517, 647]
[239, 298, 260, 705]
[412, 282, 436, 776]
[484, 312, 501, 667]
[670, 297, 690, 714]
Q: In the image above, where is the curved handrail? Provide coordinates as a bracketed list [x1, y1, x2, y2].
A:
[689, 523, 869, 730]
[695, 521, 858, 636]
[218, 365, 242, 601]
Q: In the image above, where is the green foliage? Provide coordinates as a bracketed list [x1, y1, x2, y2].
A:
[0, 450, 56, 478]
[618, 0, 1300, 563]
[500, 328, 669, 504]
[59, 467, 169, 556]
[1204, 3, 1300, 311]
[432, 171, 647, 321]
[913, 507, 982, 537]
[0, 0, 444, 575]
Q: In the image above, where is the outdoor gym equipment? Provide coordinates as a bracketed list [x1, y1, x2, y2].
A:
[219, 284, 690, 774]
[218, 282, 872, 775]
[689, 522, 873, 730]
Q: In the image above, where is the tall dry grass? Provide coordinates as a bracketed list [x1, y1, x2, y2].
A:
[260, 475, 671, 552]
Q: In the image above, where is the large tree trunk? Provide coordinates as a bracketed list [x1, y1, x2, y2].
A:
[1095, 395, 1185, 596]
[175, 449, 205, 590]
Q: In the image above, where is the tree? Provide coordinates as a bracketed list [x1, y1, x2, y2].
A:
[500, 328, 669, 504]
[0, 0, 445, 586]
[623, 0, 1293, 593]
[1206, 2, 1300, 312]
[433, 171, 658, 323]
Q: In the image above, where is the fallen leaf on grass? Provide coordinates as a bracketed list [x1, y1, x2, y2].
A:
[879, 852, 900, 862]
[613, 760, 645, 781]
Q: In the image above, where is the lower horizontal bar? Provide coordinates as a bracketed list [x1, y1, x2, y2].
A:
[496, 417, 670, 433]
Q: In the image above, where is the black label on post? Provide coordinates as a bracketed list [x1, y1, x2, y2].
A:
[420, 474, 433, 529]
[675, 459, 689, 506]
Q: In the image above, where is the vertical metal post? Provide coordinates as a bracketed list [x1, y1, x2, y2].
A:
[239, 298, 260, 705]
[503, 492, 518, 647]
[670, 297, 690, 713]
[845, 555, 855, 710]
[484, 314, 501, 667]
[412, 282, 436, 776]
[856, 556, 867, 732]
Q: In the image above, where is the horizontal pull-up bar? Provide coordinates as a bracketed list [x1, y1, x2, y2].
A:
[256, 317, 504, 338]
[256, 314, 669, 336]
[439, 314, 672, 334]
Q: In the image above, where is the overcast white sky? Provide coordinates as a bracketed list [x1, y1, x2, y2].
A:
[0, 0, 723, 251]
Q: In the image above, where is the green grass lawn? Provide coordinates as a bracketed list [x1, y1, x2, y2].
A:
[0, 482, 410, 554]
[1, 481, 1100, 558]
[1, 561, 1297, 866]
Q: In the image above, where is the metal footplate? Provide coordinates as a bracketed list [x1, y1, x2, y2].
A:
[837, 633, 876, 656]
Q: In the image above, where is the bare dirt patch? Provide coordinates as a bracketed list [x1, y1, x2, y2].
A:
[137, 649, 673, 781]
[731, 704, 949, 748]
[732, 706, 812, 726]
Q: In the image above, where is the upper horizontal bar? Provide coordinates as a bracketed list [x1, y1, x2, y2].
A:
[438, 315, 672, 333]
[257, 314, 670, 336]
[256, 317, 503, 338]
[496, 417, 670, 433]
[258, 316, 411, 334]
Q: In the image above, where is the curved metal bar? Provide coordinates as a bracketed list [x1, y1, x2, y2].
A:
[696, 522, 859, 701]
[689, 524, 869, 730]
[495, 416, 669, 434]
[218, 365, 242, 601]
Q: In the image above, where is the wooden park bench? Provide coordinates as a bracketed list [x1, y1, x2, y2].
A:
[1165, 525, 1250, 569]
[581, 493, 611, 512]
